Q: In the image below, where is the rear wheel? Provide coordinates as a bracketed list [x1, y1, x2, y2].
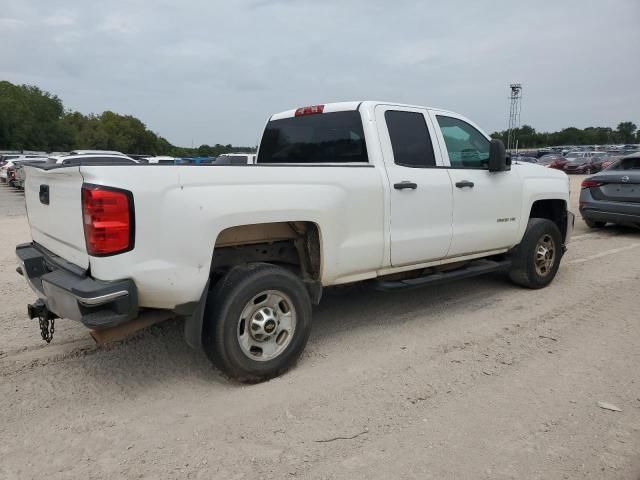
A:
[584, 218, 606, 228]
[202, 264, 312, 383]
[509, 218, 563, 289]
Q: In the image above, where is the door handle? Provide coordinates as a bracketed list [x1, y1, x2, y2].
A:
[455, 180, 474, 188]
[394, 181, 418, 190]
[39, 185, 50, 205]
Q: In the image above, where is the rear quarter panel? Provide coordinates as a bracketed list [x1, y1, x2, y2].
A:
[81, 165, 386, 309]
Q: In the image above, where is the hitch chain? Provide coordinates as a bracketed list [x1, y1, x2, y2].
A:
[38, 315, 55, 343]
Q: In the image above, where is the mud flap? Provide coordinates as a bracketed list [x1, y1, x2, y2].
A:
[183, 280, 209, 350]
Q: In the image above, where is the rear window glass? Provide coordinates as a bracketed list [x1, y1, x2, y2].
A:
[257, 111, 368, 164]
[610, 157, 640, 170]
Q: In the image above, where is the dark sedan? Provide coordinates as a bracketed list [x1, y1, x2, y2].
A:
[537, 154, 567, 170]
[579, 154, 640, 228]
[563, 156, 598, 174]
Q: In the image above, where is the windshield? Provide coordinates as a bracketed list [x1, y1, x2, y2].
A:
[258, 111, 368, 164]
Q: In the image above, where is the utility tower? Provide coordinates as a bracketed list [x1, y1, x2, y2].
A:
[507, 83, 522, 151]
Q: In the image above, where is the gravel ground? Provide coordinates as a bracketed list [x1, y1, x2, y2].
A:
[1, 176, 639, 479]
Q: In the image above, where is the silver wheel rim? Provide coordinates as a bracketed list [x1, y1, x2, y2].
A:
[534, 234, 556, 277]
[237, 290, 296, 362]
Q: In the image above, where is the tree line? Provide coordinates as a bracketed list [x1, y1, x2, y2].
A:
[491, 122, 639, 149]
[1, 80, 638, 154]
[0, 80, 254, 156]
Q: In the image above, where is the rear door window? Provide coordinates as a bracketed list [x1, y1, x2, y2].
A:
[384, 111, 436, 168]
[257, 111, 368, 164]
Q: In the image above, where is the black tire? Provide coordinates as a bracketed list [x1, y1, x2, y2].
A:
[509, 218, 563, 289]
[202, 264, 312, 383]
[584, 218, 606, 228]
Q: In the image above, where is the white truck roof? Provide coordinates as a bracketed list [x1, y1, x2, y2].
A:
[270, 101, 458, 120]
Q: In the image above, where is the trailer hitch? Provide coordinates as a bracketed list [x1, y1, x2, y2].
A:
[28, 300, 58, 343]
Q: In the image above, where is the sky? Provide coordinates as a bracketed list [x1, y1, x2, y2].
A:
[1, 0, 638, 147]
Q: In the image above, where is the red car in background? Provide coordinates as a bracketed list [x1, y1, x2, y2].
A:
[537, 154, 567, 170]
[563, 151, 600, 174]
[585, 152, 611, 172]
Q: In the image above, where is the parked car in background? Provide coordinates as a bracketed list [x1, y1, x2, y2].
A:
[535, 148, 553, 158]
[589, 152, 612, 172]
[126, 154, 152, 162]
[174, 156, 217, 165]
[215, 153, 257, 164]
[13, 159, 49, 189]
[1, 154, 22, 166]
[537, 154, 568, 170]
[512, 155, 538, 164]
[563, 152, 599, 174]
[145, 156, 176, 164]
[579, 153, 640, 228]
[600, 155, 624, 171]
[564, 151, 593, 160]
[69, 150, 125, 156]
[47, 153, 138, 166]
[1, 155, 48, 183]
[622, 144, 640, 153]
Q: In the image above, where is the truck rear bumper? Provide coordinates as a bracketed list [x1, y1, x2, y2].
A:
[16, 243, 138, 329]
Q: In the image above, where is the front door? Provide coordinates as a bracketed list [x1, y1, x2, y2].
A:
[429, 111, 522, 257]
[375, 105, 453, 267]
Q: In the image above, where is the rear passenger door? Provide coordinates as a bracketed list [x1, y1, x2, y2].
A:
[375, 105, 453, 267]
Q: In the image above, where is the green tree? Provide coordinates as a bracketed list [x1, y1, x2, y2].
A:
[0, 80, 256, 154]
[614, 122, 637, 143]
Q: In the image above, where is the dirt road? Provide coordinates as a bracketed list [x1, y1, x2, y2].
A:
[1, 176, 639, 479]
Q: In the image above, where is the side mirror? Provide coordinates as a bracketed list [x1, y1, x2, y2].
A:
[488, 139, 511, 172]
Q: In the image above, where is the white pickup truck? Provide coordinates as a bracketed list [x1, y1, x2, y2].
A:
[17, 101, 574, 382]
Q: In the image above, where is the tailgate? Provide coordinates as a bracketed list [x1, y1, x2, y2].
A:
[24, 166, 89, 269]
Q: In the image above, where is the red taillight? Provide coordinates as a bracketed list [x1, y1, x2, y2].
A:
[581, 179, 603, 189]
[82, 185, 134, 256]
[294, 104, 324, 116]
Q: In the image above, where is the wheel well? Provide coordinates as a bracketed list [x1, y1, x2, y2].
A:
[210, 221, 322, 285]
[529, 199, 568, 241]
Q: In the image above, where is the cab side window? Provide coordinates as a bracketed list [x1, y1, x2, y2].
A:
[436, 115, 490, 169]
[385, 111, 436, 168]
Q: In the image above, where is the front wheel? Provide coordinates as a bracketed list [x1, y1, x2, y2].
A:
[509, 218, 563, 289]
[202, 264, 312, 383]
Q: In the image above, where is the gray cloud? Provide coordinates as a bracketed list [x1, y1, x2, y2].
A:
[1, 0, 638, 146]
